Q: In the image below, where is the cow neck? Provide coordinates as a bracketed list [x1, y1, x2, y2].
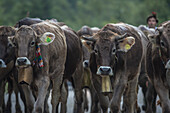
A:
[33, 44, 44, 69]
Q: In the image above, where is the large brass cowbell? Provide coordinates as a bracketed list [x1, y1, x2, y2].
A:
[101, 76, 113, 93]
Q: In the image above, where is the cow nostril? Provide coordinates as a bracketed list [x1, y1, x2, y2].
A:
[107, 68, 111, 72]
[100, 67, 103, 72]
[23, 59, 27, 62]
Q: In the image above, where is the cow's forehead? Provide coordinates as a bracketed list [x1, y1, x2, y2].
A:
[94, 31, 118, 43]
[16, 26, 35, 38]
[93, 32, 114, 51]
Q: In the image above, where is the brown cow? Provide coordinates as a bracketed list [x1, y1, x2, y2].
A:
[83, 23, 143, 113]
[13, 21, 67, 113]
[15, 18, 84, 113]
[0, 26, 25, 113]
[146, 21, 170, 113]
[0, 26, 15, 113]
[138, 25, 158, 113]
[55, 22, 84, 113]
[77, 25, 101, 113]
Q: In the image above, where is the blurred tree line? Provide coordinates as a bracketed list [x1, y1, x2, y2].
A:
[0, 0, 169, 30]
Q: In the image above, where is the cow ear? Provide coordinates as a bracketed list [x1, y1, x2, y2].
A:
[37, 32, 55, 45]
[117, 36, 135, 52]
[81, 39, 93, 51]
[148, 33, 160, 45]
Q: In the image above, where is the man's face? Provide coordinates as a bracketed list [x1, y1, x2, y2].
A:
[147, 17, 157, 28]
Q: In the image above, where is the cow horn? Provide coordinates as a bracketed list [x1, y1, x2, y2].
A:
[82, 35, 96, 42]
[116, 33, 127, 40]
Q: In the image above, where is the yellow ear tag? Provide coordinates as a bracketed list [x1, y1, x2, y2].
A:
[125, 44, 131, 50]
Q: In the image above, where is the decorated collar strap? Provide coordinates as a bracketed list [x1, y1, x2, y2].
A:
[33, 44, 44, 69]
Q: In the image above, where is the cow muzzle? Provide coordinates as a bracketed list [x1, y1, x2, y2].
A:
[0, 59, 7, 68]
[165, 60, 170, 87]
[15, 57, 31, 67]
[96, 66, 113, 76]
[83, 60, 89, 68]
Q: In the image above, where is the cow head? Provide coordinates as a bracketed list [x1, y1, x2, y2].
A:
[0, 26, 16, 68]
[13, 25, 55, 85]
[83, 30, 135, 76]
[78, 26, 94, 68]
[148, 21, 170, 86]
[14, 25, 55, 67]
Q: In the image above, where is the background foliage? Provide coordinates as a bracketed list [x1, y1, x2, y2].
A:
[0, 0, 169, 30]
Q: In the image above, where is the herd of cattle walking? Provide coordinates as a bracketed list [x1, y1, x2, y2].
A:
[0, 17, 170, 113]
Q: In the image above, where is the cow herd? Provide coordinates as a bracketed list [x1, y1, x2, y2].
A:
[0, 17, 170, 113]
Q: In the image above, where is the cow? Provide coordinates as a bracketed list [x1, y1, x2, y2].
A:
[0, 26, 15, 113]
[55, 22, 84, 113]
[0, 26, 27, 113]
[83, 23, 143, 113]
[12, 21, 67, 113]
[138, 25, 158, 113]
[146, 20, 170, 113]
[77, 25, 101, 113]
[15, 18, 84, 113]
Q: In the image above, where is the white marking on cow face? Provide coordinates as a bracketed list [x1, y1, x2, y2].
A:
[96, 66, 113, 76]
[15, 57, 31, 67]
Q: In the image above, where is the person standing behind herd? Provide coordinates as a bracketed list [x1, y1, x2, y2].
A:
[146, 12, 159, 29]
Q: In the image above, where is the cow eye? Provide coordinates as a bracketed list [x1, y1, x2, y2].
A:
[160, 40, 165, 47]
[30, 41, 35, 46]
